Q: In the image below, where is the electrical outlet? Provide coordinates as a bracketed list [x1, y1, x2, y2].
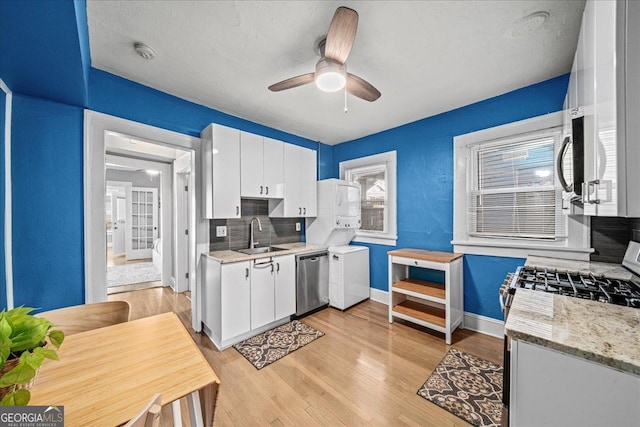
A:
[295, 222, 301, 232]
[216, 226, 227, 237]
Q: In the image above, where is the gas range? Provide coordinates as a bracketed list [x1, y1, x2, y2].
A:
[501, 241, 640, 312]
[508, 266, 640, 308]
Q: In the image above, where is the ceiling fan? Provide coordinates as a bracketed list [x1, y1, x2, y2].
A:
[268, 6, 381, 102]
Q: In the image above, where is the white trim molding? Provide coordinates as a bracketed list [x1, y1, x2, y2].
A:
[340, 151, 397, 246]
[368, 288, 504, 339]
[453, 111, 592, 260]
[84, 110, 205, 332]
[369, 288, 389, 304]
[1, 79, 13, 309]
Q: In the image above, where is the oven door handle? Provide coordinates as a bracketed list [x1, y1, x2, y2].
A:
[499, 291, 506, 313]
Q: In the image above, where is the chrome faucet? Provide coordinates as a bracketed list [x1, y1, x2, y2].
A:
[250, 217, 262, 248]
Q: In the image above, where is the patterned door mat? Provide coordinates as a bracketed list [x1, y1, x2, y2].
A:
[417, 348, 503, 427]
[233, 320, 324, 370]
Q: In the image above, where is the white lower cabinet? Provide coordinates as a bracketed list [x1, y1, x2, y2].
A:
[220, 261, 251, 340]
[250, 259, 276, 330]
[201, 253, 296, 350]
[511, 340, 640, 426]
[274, 255, 296, 320]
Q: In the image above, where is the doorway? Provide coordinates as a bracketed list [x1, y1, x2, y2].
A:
[85, 110, 206, 332]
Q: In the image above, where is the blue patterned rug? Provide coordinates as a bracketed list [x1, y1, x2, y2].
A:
[233, 320, 324, 370]
[417, 348, 503, 427]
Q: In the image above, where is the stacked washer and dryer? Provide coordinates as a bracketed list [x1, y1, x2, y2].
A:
[306, 179, 370, 310]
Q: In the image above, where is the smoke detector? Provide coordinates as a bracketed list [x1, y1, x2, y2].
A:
[134, 42, 156, 60]
[505, 11, 550, 38]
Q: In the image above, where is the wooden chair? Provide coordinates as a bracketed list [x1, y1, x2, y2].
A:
[37, 301, 131, 335]
[124, 393, 162, 427]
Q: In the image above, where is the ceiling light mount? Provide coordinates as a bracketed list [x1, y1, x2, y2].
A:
[134, 42, 156, 60]
[506, 11, 550, 38]
[315, 58, 346, 92]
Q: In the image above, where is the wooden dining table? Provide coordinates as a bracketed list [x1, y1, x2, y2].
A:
[29, 312, 220, 427]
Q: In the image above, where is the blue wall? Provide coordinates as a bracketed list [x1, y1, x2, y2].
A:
[0, 0, 89, 107]
[11, 95, 84, 311]
[89, 69, 318, 149]
[332, 75, 570, 320]
[0, 88, 6, 310]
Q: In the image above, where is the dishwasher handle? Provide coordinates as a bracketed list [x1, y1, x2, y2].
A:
[296, 251, 328, 262]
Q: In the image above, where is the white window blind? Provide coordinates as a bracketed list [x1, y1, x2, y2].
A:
[467, 129, 566, 240]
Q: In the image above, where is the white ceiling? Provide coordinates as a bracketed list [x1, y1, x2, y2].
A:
[87, 1, 585, 145]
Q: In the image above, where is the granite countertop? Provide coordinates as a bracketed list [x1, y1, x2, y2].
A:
[506, 287, 640, 376]
[204, 242, 327, 263]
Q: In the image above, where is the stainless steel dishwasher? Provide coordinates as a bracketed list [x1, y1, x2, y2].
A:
[295, 250, 329, 317]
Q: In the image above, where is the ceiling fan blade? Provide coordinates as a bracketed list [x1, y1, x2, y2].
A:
[325, 7, 358, 64]
[268, 73, 315, 92]
[346, 73, 381, 102]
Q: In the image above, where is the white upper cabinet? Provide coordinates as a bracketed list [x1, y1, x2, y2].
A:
[269, 144, 317, 217]
[263, 137, 284, 198]
[240, 132, 284, 199]
[201, 124, 241, 219]
[567, 0, 640, 217]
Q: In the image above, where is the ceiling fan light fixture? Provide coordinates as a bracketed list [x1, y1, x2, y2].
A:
[315, 59, 346, 92]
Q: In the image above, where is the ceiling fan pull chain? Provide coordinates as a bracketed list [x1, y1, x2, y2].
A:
[344, 86, 348, 113]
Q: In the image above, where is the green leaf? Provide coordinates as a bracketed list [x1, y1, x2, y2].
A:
[48, 330, 64, 348]
[22, 351, 44, 371]
[0, 318, 12, 338]
[0, 335, 12, 367]
[0, 358, 36, 387]
[33, 347, 59, 361]
[0, 388, 30, 406]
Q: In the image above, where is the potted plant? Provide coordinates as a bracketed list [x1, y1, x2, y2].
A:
[0, 307, 65, 405]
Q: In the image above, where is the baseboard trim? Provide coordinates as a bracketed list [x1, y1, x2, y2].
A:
[462, 312, 504, 339]
[368, 288, 504, 338]
[370, 288, 388, 304]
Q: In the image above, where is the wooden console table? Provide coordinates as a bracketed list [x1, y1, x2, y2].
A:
[388, 248, 464, 344]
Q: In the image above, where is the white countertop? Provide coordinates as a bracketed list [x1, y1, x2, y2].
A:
[505, 257, 640, 376]
[204, 242, 327, 263]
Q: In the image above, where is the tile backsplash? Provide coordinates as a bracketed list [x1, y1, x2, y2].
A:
[209, 199, 302, 251]
[590, 217, 640, 263]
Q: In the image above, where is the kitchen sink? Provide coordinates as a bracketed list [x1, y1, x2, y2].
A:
[235, 246, 288, 255]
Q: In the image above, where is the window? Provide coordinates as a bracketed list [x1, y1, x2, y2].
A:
[340, 151, 397, 245]
[453, 112, 591, 260]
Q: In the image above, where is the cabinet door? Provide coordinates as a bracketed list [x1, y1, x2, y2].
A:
[274, 255, 296, 320]
[592, 0, 618, 216]
[263, 137, 284, 199]
[250, 261, 275, 329]
[240, 132, 264, 198]
[301, 147, 317, 217]
[283, 144, 303, 217]
[221, 261, 251, 340]
[212, 125, 241, 218]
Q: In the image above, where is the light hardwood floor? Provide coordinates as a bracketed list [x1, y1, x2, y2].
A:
[109, 287, 503, 426]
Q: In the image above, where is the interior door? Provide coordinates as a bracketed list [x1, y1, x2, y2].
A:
[112, 197, 126, 255]
[125, 187, 158, 260]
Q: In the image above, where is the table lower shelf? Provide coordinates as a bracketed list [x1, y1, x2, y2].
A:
[391, 300, 446, 329]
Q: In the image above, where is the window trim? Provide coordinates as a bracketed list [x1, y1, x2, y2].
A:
[452, 112, 593, 260]
[340, 151, 397, 246]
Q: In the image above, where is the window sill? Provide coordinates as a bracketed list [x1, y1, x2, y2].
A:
[451, 240, 593, 260]
[353, 234, 398, 246]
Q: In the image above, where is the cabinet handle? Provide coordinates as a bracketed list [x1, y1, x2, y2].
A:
[245, 268, 249, 279]
[265, 186, 269, 195]
[556, 136, 573, 192]
[260, 185, 263, 195]
[414, 261, 418, 266]
[236, 206, 240, 216]
[276, 262, 280, 273]
[303, 207, 306, 215]
[271, 263, 274, 274]
[299, 207, 302, 215]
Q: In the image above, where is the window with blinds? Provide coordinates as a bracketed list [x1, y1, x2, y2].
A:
[346, 164, 387, 233]
[467, 129, 567, 240]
